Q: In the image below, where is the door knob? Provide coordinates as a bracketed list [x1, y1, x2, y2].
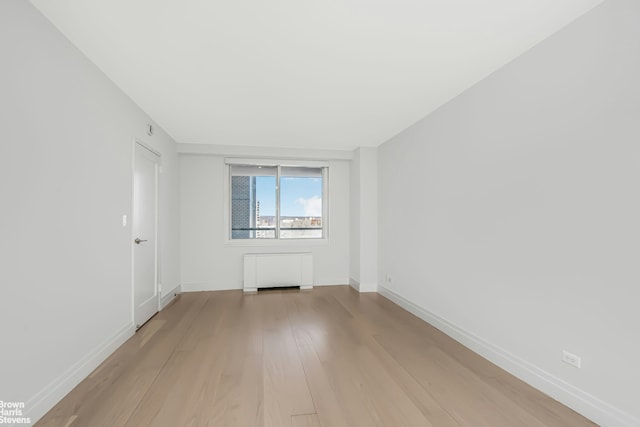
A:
[134, 238, 148, 244]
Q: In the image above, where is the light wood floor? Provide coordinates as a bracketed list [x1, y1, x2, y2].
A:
[37, 286, 595, 426]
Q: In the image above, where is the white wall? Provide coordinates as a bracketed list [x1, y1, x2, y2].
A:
[180, 154, 350, 291]
[0, 1, 180, 422]
[350, 151, 361, 283]
[378, 1, 640, 425]
[350, 147, 378, 292]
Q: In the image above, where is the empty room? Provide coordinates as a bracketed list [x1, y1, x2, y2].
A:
[1, 0, 638, 426]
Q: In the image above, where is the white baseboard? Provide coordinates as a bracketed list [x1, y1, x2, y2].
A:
[181, 281, 242, 292]
[315, 278, 349, 286]
[349, 277, 377, 293]
[26, 322, 135, 424]
[358, 282, 378, 293]
[160, 285, 181, 309]
[378, 286, 639, 427]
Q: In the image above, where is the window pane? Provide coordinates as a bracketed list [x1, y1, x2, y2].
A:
[230, 165, 276, 239]
[279, 167, 323, 239]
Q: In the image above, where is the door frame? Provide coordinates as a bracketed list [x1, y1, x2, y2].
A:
[131, 138, 161, 329]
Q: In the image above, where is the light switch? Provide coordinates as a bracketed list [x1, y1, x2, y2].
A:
[122, 215, 127, 227]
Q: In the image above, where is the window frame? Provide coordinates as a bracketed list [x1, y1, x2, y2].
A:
[224, 158, 329, 245]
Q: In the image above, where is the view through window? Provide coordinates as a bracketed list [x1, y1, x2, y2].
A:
[230, 164, 325, 239]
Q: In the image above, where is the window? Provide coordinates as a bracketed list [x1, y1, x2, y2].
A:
[228, 160, 327, 240]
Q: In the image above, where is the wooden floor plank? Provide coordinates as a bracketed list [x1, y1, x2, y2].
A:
[36, 286, 596, 427]
[262, 292, 316, 427]
[124, 293, 239, 426]
[288, 291, 435, 427]
[322, 292, 459, 426]
[291, 413, 321, 427]
[206, 292, 264, 427]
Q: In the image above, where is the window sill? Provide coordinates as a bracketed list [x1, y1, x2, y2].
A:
[224, 238, 329, 247]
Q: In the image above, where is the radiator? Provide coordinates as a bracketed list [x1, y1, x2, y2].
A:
[243, 253, 313, 292]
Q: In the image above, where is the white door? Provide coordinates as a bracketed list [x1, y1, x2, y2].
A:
[133, 142, 160, 329]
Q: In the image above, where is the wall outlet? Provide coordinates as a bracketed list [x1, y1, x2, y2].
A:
[386, 275, 392, 284]
[562, 350, 581, 368]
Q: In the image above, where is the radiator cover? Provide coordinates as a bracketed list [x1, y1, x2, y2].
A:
[243, 253, 314, 292]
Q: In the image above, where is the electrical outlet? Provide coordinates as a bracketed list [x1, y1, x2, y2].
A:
[562, 350, 581, 368]
[386, 275, 392, 284]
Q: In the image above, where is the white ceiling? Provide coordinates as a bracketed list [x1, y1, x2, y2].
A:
[31, 0, 603, 150]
